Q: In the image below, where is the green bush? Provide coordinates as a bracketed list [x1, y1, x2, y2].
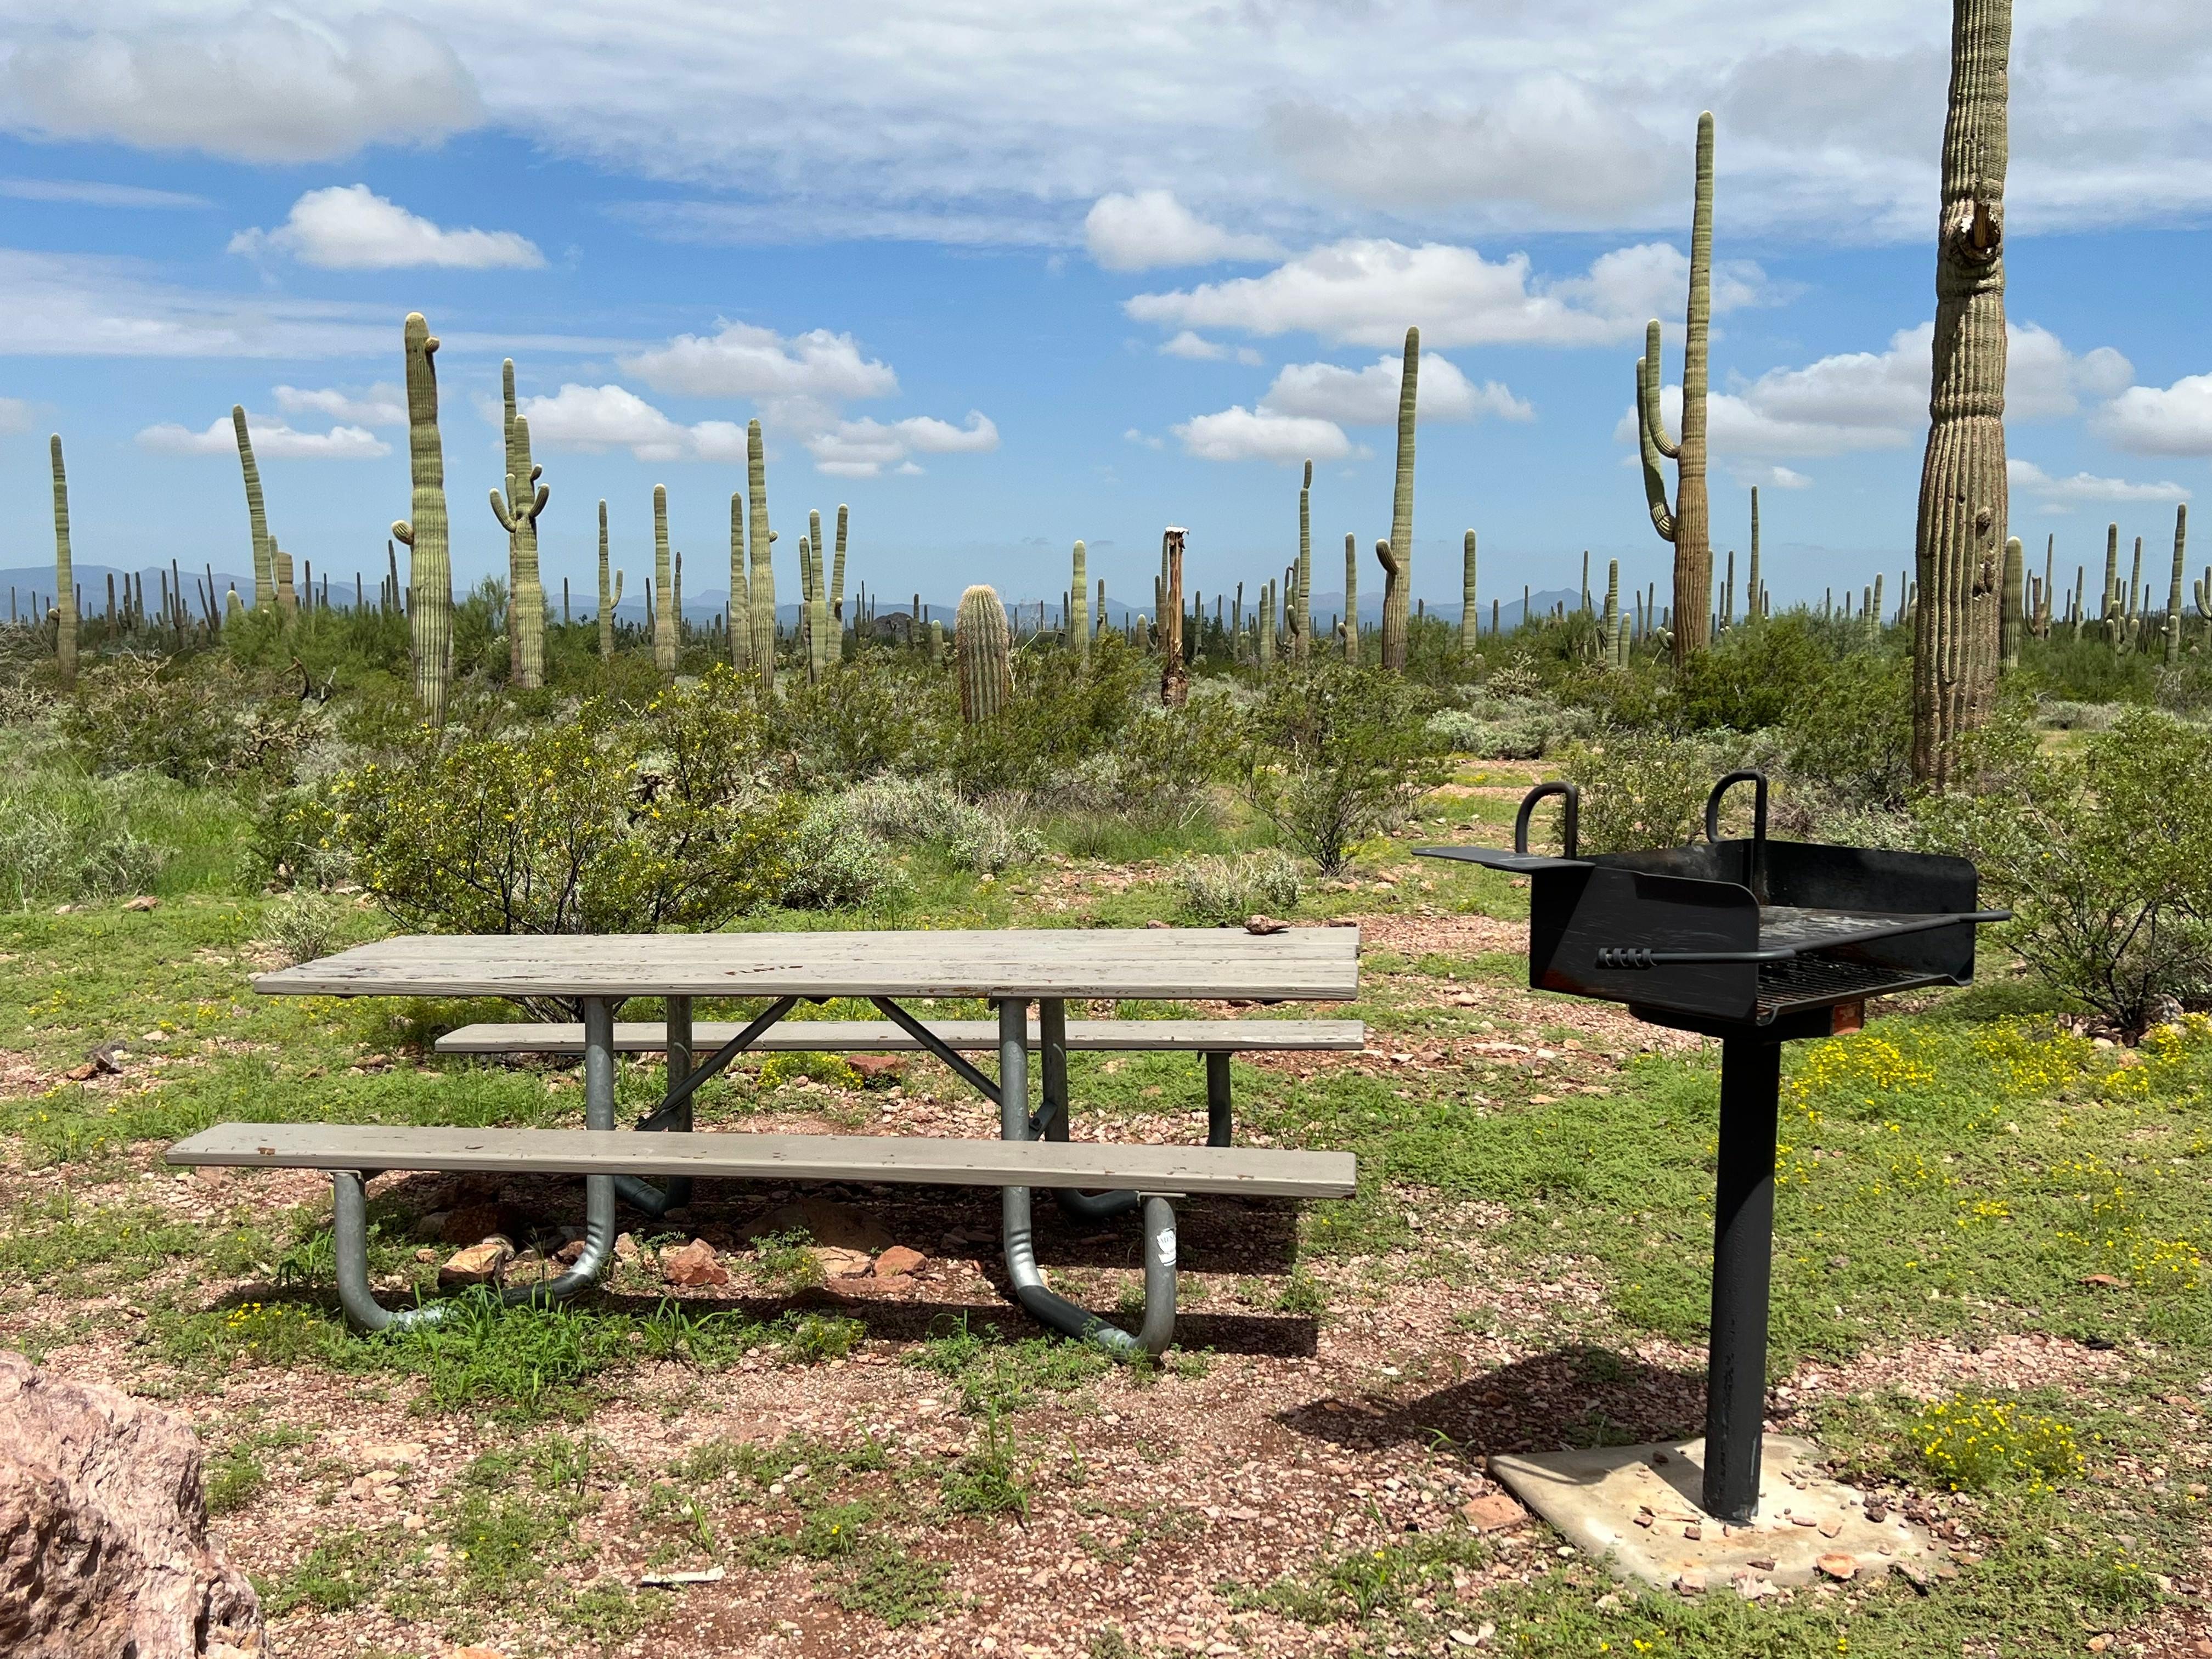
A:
[1242, 664, 1443, 876]
[59, 657, 321, 788]
[1175, 850, 1302, 923]
[1918, 708, 2212, 1036]
[1556, 730, 1749, 854]
[331, 666, 797, 947]
[778, 797, 910, 911]
[0, 767, 168, 907]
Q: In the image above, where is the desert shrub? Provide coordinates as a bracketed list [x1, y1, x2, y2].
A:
[1775, 650, 1914, 811]
[260, 892, 356, 966]
[2035, 699, 2124, 732]
[833, 774, 1044, 874]
[1175, 850, 1302, 924]
[770, 656, 924, 787]
[1917, 708, 2212, 1036]
[331, 667, 797, 947]
[1556, 730, 1751, 854]
[2017, 629, 2160, 706]
[943, 811, 1046, 875]
[1426, 697, 1598, 760]
[0, 772, 167, 908]
[1669, 616, 1837, 733]
[59, 657, 320, 788]
[778, 797, 910, 911]
[1241, 664, 1444, 876]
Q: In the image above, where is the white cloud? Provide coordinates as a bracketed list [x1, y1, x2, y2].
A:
[1084, 190, 1281, 272]
[1261, 352, 1531, 426]
[273, 382, 406, 427]
[1127, 237, 1767, 350]
[137, 415, 387, 459]
[0, 396, 30, 433]
[512, 383, 695, 462]
[620, 322, 899, 402]
[1172, 407, 1352, 465]
[1159, 331, 1227, 361]
[1618, 321, 2134, 461]
[230, 185, 542, 270]
[2095, 373, 2212, 458]
[0, 10, 481, 163]
[0, 177, 210, 209]
[0, 249, 388, 358]
[806, 413, 999, 477]
[2008, 458, 2191, 509]
[1124, 427, 1164, 450]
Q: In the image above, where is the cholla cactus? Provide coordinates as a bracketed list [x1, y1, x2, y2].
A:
[48, 435, 75, 688]
[1638, 114, 1717, 668]
[652, 484, 676, 674]
[392, 312, 452, 725]
[1070, 540, 1090, 661]
[231, 405, 275, 609]
[1460, 529, 1478, 653]
[956, 584, 1012, 723]
[489, 360, 550, 688]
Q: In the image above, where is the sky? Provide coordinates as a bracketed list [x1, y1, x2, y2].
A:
[1, 1, 2209, 617]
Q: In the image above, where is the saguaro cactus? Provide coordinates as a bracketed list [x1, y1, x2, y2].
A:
[1909, 0, 2012, 787]
[1161, 528, 1189, 706]
[48, 435, 75, 688]
[1747, 487, 1762, 624]
[1257, 578, 1276, 669]
[2165, 505, 2190, 665]
[727, 492, 750, 671]
[1342, 533, 1359, 663]
[746, 421, 776, 689]
[1070, 540, 1090, 661]
[1381, 329, 1418, 670]
[832, 505, 849, 625]
[231, 406, 275, 609]
[1293, 461, 1313, 663]
[489, 360, 550, 689]
[391, 313, 452, 725]
[274, 546, 297, 618]
[1374, 537, 1404, 665]
[2000, 535, 2024, 668]
[1460, 530, 1479, 652]
[597, 500, 622, 660]
[652, 485, 676, 674]
[1602, 558, 1626, 669]
[1637, 112, 1717, 668]
[956, 584, 1012, 723]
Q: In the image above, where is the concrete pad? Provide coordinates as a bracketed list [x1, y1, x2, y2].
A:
[1489, 1434, 1944, 1596]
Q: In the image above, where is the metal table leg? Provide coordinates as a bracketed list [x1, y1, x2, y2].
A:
[333, 998, 617, 1333]
[1040, 996, 1139, 1222]
[995, 997, 1176, 1356]
[1702, 1037, 1780, 1521]
[1205, 1051, 1233, 1147]
[617, 995, 695, 1217]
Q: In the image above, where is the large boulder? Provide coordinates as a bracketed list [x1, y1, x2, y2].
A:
[0, 1351, 266, 1658]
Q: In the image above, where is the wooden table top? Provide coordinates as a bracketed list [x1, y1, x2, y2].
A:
[255, 927, 1362, 1002]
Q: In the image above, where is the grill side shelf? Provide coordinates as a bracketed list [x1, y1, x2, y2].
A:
[1412, 847, 1593, 874]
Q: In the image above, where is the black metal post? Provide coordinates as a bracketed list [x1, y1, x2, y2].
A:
[1703, 1037, 1780, 1521]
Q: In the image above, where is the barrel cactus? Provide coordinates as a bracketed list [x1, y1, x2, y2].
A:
[391, 313, 452, 725]
[956, 584, 1013, 722]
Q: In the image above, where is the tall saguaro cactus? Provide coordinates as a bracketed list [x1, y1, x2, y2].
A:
[1161, 528, 1189, 707]
[832, 505, 849, 625]
[746, 421, 776, 689]
[1070, 540, 1090, 661]
[956, 584, 1012, 723]
[2165, 505, 2191, 665]
[1910, 0, 2013, 787]
[1460, 530, 1479, 652]
[391, 313, 452, 726]
[1637, 112, 1717, 668]
[652, 485, 676, 674]
[1747, 487, 1762, 623]
[1342, 533, 1359, 663]
[1293, 461, 1313, 662]
[231, 405, 275, 609]
[727, 492, 750, 670]
[597, 500, 622, 660]
[49, 435, 75, 689]
[489, 360, 550, 689]
[1602, 558, 1626, 669]
[2000, 536, 2024, 668]
[1381, 329, 1419, 669]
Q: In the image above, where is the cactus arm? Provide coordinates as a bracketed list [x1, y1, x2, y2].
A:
[1637, 334, 1679, 543]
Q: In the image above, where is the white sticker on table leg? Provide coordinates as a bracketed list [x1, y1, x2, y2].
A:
[1153, 1227, 1177, 1267]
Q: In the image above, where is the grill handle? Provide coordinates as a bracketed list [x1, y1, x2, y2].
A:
[1704, 769, 1770, 899]
[1514, 781, 1579, 859]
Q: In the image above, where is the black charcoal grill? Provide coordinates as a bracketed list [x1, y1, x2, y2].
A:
[1418, 770, 2008, 1521]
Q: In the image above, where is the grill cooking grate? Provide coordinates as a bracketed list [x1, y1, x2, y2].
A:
[1756, 955, 1937, 1015]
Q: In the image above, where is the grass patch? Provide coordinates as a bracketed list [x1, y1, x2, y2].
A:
[907, 1314, 1114, 1414]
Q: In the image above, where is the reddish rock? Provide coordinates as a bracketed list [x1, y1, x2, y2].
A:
[1243, 915, 1292, 935]
[846, 1054, 905, 1086]
[0, 1352, 264, 1658]
[812, 1246, 874, 1279]
[121, 895, 160, 912]
[874, 1245, 927, 1278]
[1462, 1493, 1527, 1532]
[438, 1240, 511, 1287]
[1815, 1553, 1858, 1581]
[660, 1240, 730, 1287]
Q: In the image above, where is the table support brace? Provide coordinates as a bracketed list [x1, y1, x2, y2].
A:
[620, 995, 800, 1216]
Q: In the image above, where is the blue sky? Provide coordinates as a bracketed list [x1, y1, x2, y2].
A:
[1, 2, 2208, 617]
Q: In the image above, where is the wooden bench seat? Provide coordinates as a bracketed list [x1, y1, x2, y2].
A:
[433, 1018, 1365, 1056]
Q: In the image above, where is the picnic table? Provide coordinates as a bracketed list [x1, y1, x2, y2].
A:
[170, 928, 1362, 1356]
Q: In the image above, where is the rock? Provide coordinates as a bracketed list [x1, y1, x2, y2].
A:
[553, 1238, 587, 1266]
[613, 1232, 641, 1263]
[874, 1245, 927, 1278]
[845, 1054, 905, 1086]
[2080, 1274, 2124, 1288]
[361, 1442, 427, 1469]
[1243, 915, 1291, 935]
[1461, 1493, 1527, 1532]
[1675, 1568, 1707, 1595]
[812, 1246, 874, 1279]
[741, 1197, 894, 1255]
[448, 1649, 509, 1659]
[660, 1240, 730, 1287]
[1144, 919, 1171, 929]
[122, 895, 160, 912]
[52, 904, 75, 915]
[0, 1351, 264, 1658]
[438, 1203, 518, 1246]
[1815, 1553, 1858, 1581]
[409, 1211, 451, 1243]
[61, 1064, 98, 1083]
[438, 1240, 512, 1287]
